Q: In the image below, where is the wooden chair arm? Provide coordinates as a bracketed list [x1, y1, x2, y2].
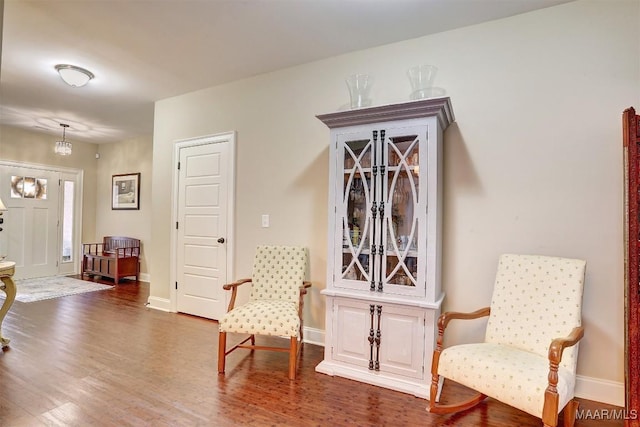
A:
[543, 326, 585, 424]
[222, 278, 252, 291]
[548, 326, 584, 364]
[434, 307, 491, 357]
[300, 281, 311, 295]
[437, 307, 491, 332]
[222, 278, 252, 312]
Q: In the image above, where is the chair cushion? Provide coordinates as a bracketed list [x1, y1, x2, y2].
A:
[438, 342, 575, 418]
[219, 300, 300, 337]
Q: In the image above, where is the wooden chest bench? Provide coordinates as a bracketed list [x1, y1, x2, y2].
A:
[82, 236, 140, 284]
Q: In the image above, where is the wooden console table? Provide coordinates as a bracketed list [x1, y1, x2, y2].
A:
[0, 261, 16, 348]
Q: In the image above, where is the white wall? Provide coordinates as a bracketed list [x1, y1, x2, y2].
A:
[95, 135, 153, 278]
[151, 0, 639, 403]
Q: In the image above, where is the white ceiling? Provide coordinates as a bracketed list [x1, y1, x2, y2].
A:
[0, 0, 573, 144]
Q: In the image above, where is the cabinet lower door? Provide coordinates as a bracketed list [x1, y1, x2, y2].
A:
[333, 298, 425, 379]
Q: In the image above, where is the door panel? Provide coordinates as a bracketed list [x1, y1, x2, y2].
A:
[176, 142, 229, 320]
[32, 207, 51, 264]
[5, 207, 25, 266]
[378, 304, 425, 379]
[333, 299, 371, 366]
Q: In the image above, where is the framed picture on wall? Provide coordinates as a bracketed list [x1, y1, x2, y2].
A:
[112, 173, 140, 210]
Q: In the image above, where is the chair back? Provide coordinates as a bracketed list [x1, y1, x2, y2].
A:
[250, 245, 307, 305]
[485, 254, 586, 373]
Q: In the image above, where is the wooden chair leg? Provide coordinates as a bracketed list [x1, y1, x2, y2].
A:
[562, 399, 579, 427]
[288, 336, 297, 380]
[428, 350, 442, 409]
[542, 386, 560, 427]
[218, 332, 227, 374]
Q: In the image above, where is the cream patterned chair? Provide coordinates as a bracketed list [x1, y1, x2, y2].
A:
[428, 254, 586, 427]
[217, 245, 311, 380]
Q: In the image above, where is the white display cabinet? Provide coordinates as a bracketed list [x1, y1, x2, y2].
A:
[315, 98, 455, 398]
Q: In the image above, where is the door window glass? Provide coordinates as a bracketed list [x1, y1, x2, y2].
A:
[10, 176, 47, 199]
[61, 181, 74, 262]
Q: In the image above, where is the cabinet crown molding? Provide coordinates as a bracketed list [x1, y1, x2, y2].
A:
[317, 97, 455, 130]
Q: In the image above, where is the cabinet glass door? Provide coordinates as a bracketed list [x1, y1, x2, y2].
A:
[334, 125, 428, 296]
[337, 134, 373, 288]
[382, 127, 426, 296]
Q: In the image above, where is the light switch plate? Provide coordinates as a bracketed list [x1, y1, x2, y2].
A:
[261, 214, 270, 228]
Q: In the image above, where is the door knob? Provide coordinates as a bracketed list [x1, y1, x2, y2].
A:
[217, 237, 225, 244]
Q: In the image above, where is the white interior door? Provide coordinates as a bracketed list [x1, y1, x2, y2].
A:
[176, 140, 230, 320]
[0, 165, 60, 279]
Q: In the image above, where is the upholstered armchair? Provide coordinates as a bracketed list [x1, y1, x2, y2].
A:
[217, 245, 311, 380]
[428, 254, 586, 427]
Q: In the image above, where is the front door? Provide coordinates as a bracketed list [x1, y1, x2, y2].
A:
[0, 164, 60, 279]
[176, 139, 231, 320]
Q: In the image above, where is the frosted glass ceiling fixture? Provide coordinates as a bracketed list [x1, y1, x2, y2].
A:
[54, 123, 72, 156]
[55, 64, 94, 88]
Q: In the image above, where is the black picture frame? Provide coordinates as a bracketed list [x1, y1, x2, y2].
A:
[112, 173, 140, 210]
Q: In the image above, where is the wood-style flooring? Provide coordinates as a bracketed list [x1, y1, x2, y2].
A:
[0, 276, 624, 426]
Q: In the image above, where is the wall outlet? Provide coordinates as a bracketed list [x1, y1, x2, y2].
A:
[261, 214, 270, 228]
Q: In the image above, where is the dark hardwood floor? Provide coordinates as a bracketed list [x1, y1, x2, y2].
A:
[0, 276, 624, 426]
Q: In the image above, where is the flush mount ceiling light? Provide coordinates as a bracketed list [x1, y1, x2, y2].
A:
[55, 64, 95, 88]
[54, 123, 72, 156]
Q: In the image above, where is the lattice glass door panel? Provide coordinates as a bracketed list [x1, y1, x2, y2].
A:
[383, 132, 423, 294]
[338, 136, 373, 285]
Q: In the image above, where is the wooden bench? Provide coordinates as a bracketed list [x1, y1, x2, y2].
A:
[82, 236, 140, 284]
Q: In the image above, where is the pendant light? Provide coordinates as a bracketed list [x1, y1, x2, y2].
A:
[54, 124, 72, 156]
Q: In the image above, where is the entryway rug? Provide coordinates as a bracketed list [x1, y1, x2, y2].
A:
[1, 276, 113, 303]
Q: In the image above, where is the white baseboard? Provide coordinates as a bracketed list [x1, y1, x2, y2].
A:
[139, 272, 151, 283]
[146, 296, 171, 312]
[575, 375, 624, 407]
[303, 326, 325, 346]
